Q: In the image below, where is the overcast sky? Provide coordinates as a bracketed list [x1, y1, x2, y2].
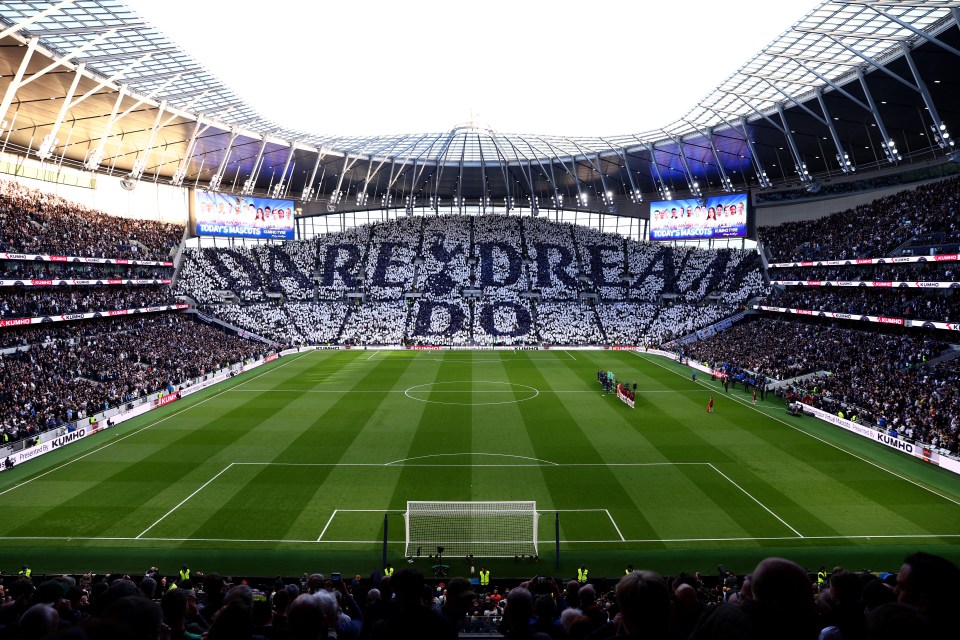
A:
[124, 0, 820, 137]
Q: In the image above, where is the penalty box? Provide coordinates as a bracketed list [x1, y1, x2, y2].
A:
[138, 461, 800, 545]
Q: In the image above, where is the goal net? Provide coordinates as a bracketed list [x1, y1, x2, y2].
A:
[404, 501, 539, 558]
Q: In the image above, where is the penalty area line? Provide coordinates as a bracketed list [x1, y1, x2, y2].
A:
[0, 351, 313, 500]
[137, 464, 236, 539]
[1, 533, 958, 544]
[708, 463, 803, 538]
[632, 352, 960, 510]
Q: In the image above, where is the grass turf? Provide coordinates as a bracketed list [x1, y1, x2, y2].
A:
[1, 348, 959, 580]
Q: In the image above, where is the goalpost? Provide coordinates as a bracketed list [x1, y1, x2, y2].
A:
[404, 501, 539, 558]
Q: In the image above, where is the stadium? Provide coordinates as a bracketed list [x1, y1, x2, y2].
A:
[0, 0, 959, 637]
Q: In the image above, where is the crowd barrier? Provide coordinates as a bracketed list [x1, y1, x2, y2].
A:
[769, 253, 959, 268]
[752, 304, 960, 332]
[0, 278, 171, 287]
[0, 303, 188, 328]
[772, 280, 960, 289]
[0, 346, 305, 471]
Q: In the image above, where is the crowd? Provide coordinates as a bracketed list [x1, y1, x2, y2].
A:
[759, 175, 960, 262]
[0, 314, 262, 444]
[407, 299, 472, 346]
[417, 216, 471, 298]
[173, 215, 766, 346]
[475, 216, 526, 296]
[572, 225, 624, 300]
[205, 303, 301, 345]
[288, 302, 348, 344]
[315, 226, 371, 300]
[0, 286, 176, 320]
[770, 261, 959, 283]
[1, 552, 957, 639]
[769, 288, 960, 322]
[684, 317, 958, 455]
[341, 302, 408, 346]
[252, 244, 316, 300]
[365, 219, 420, 300]
[644, 304, 740, 345]
[595, 303, 657, 345]
[0, 260, 172, 281]
[0, 179, 183, 261]
[536, 303, 604, 345]
[473, 300, 536, 346]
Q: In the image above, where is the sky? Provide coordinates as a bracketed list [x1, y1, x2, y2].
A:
[124, 0, 821, 138]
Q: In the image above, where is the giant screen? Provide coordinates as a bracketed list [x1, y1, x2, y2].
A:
[194, 192, 295, 239]
[648, 194, 748, 241]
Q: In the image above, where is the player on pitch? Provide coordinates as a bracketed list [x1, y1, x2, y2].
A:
[707, 396, 714, 413]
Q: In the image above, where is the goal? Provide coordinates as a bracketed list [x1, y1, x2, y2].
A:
[404, 501, 539, 558]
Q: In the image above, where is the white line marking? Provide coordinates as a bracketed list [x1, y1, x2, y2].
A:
[564, 350, 577, 361]
[317, 509, 338, 541]
[0, 533, 957, 544]
[229, 389, 701, 394]
[403, 381, 540, 406]
[605, 509, 626, 541]
[367, 350, 381, 360]
[384, 453, 559, 466]
[0, 352, 313, 499]
[228, 461, 702, 468]
[633, 352, 960, 509]
[137, 464, 235, 538]
[708, 463, 804, 538]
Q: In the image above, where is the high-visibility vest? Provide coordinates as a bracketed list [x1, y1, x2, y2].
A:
[179, 568, 190, 582]
[625, 568, 632, 575]
[479, 570, 490, 586]
[577, 568, 588, 583]
[817, 571, 827, 585]
[384, 566, 394, 577]
[18, 568, 31, 578]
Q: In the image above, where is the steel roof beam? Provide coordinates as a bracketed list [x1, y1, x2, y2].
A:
[35, 62, 84, 160]
[84, 83, 126, 171]
[855, 67, 899, 162]
[0, 37, 37, 134]
[815, 88, 855, 173]
[301, 149, 326, 201]
[26, 23, 147, 37]
[824, 34, 920, 92]
[124, 67, 200, 85]
[900, 41, 953, 148]
[78, 47, 176, 64]
[18, 28, 117, 88]
[127, 100, 166, 181]
[787, 58, 872, 112]
[864, 4, 960, 58]
[208, 127, 242, 192]
[645, 143, 672, 200]
[663, 132, 701, 197]
[0, 0, 76, 41]
[69, 51, 151, 108]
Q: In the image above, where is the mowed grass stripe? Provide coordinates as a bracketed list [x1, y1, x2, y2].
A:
[163, 353, 418, 541]
[630, 353, 960, 539]
[385, 354, 476, 511]
[285, 353, 443, 540]
[509, 352, 665, 546]
[466, 353, 557, 511]
[544, 352, 808, 538]
[0, 353, 319, 539]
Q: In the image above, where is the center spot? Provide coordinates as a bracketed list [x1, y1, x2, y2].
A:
[404, 381, 540, 406]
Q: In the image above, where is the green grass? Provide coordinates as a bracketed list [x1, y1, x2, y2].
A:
[1, 349, 959, 580]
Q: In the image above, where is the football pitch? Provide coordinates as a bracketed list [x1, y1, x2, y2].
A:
[1, 349, 959, 578]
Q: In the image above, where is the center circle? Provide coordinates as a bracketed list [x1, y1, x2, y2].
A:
[404, 381, 540, 406]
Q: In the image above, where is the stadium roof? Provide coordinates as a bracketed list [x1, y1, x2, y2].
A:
[1, 1, 959, 215]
